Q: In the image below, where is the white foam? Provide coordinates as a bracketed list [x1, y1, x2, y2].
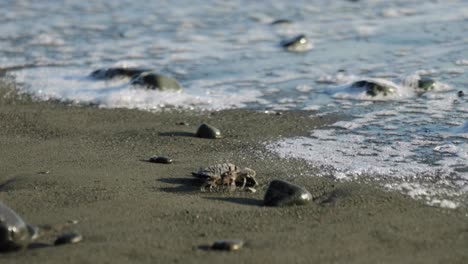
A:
[12, 68, 265, 111]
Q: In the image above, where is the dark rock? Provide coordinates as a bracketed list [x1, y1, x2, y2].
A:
[130, 72, 182, 91]
[417, 78, 435, 91]
[281, 34, 310, 52]
[149, 156, 173, 164]
[264, 180, 312, 207]
[54, 231, 83, 246]
[458, 90, 464, 97]
[0, 201, 35, 251]
[90, 67, 150, 80]
[351, 80, 395, 97]
[211, 240, 243, 251]
[271, 19, 292, 25]
[196, 123, 222, 139]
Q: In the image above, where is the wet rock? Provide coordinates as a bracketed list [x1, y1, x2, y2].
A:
[196, 123, 222, 139]
[90, 67, 150, 80]
[417, 78, 435, 91]
[0, 201, 36, 251]
[271, 19, 292, 25]
[130, 72, 182, 91]
[458, 90, 464, 97]
[211, 240, 243, 251]
[263, 180, 312, 207]
[351, 80, 396, 97]
[54, 231, 83, 246]
[149, 156, 173, 164]
[281, 34, 310, 52]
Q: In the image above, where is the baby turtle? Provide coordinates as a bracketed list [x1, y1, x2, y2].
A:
[192, 163, 257, 192]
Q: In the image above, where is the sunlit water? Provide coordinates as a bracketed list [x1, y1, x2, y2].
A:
[1, 0, 467, 207]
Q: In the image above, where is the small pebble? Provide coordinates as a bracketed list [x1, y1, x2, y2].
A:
[211, 240, 243, 251]
[458, 90, 464, 97]
[149, 156, 173, 164]
[54, 231, 83, 246]
[196, 123, 222, 139]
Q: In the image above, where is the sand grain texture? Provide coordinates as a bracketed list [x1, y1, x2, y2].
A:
[1, 85, 468, 263]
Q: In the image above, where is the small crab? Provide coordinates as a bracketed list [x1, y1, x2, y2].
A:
[192, 163, 257, 192]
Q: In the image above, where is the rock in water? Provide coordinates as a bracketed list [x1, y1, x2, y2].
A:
[417, 78, 435, 91]
[351, 80, 396, 97]
[130, 72, 182, 91]
[90, 67, 150, 80]
[263, 180, 312, 207]
[196, 123, 222, 139]
[281, 34, 310, 52]
[271, 19, 292, 25]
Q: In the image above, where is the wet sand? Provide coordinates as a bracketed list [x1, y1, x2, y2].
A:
[1, 84, 468, 263]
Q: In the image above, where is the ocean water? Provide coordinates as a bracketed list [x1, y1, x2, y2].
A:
[1, 0, 467, 207]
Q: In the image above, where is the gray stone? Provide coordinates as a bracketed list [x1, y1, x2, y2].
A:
[417, 78, 435, 91]
[0, 201, 36, 251]
[351, 80, 395, 97]
[264, 180, 312, 207]
[149, 156, 173, 164]
[211, 240, 243, 251]
[271, 19, 293, 25]
[130, 72, 182, 91]
[281, 34, 309, 52]
[90, 67, 150, 80]
[196, 123, 222, 139]
[54, 231, 83, 246]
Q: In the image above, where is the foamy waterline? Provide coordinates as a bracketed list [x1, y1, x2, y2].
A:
[266, 117, 468, 209]
[12, 68, 267, 111]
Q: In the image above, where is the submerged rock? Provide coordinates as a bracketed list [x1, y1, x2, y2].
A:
[264, 180, 312, 207]
[0, 201, 38, 251]
[196, 123, 222, 139]
[281, 34, 310, 52]
[90, 67, 150, 80]
[130, 72, 182, 91]
[271, 19, 293, 25]
[351, 80, 396, 97]
[417, 78, 435, 91]
[54, 231, 83, 246]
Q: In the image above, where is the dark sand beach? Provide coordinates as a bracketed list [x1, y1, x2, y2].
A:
[1, 83, 468, 263]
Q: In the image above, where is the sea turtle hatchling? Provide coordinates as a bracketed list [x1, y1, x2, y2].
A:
[192, 163, 258, 192]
